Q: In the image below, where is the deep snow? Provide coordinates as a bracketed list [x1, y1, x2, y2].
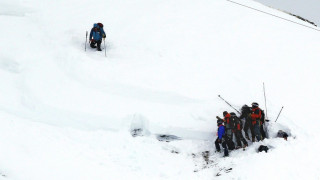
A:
[0, 0, 320, 179]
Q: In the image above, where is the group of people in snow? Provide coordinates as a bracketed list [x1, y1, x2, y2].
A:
[215, 102, 268, 157]
[88, 23, 291, 157]
[89, 23, 106, 51]
[215, 102, 289, 157]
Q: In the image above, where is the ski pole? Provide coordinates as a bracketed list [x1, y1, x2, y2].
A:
[275, 106, 284, 122]
[263, 82, 268, 120]
[104, 38, 106, 57]
[218, 95, 241, 114]
[85, 31, 88, 51]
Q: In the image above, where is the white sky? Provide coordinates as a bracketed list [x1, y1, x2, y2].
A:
[254, 0, 320, 26]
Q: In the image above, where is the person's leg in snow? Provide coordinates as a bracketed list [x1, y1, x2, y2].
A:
[244, 118, 255, 141]
[243, 120, 250, 139]
[250, 123, 255, 141]
[97, 40, 102, 51]
[226, 136, 235, 150]
[235, 131, 247, 148]
[215, 137, 221, 152]
[235, 131, 242, 148]
[222, 141, 229, 157]
[260, 124, 266, 140]
[226, 129, 233, 143]
[253, 122, 261, 141]
[238, 131, 248, 147]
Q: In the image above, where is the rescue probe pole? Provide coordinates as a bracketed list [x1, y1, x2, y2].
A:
[218, 95, 241, 115]
[85, 31, 88, 51]
[275, 106, 284, 122]
[263, 82, 268, 120]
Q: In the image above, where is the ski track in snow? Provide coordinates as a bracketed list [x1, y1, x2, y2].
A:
[0, 0, 320, 179]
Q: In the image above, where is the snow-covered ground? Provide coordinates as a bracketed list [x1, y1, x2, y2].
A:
[0, 0, 320, 179]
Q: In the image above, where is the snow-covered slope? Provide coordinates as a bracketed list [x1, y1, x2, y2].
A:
[0, 0, 320, 179]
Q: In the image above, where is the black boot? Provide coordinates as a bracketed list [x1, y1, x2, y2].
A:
[90, 41, 96, 48]
[223, 148, 229, 157]
[215, 138, 221, 153]
[222, 141, 229, 157]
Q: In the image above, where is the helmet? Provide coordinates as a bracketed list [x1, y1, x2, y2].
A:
[230, 112, 236, 117]
[252, 102, 259, 107]
[241, 104, 249, 111]
[97, 23, 103, 28]
[223, 111, 228, 116]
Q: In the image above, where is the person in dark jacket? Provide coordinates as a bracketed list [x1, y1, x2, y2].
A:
[89, 23, 106, 51]
[230, 112, 248, 149]
[214, 119, 229, 157]
[250, 102, 262, 141]
[240, 104, 255, 141]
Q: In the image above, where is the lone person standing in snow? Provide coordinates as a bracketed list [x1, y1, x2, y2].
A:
[89, 23, 106, 51]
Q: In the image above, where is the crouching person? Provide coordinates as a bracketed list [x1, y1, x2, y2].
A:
[215, 119, 229, 157]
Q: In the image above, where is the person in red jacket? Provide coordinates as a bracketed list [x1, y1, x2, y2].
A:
[230, 112, 248, 149]
[250, 102, 262, 141]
